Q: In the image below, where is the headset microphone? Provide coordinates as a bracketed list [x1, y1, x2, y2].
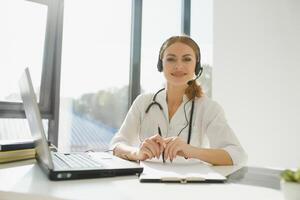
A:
[187, 67, 203, 86]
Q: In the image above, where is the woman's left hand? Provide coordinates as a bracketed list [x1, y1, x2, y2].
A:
[163, 136, 190, 162]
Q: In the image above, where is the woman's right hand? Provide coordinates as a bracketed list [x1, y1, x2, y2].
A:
[136, 134, 165, 161]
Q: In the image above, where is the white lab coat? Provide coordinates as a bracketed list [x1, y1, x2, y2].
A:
[110, 89, 247, 165]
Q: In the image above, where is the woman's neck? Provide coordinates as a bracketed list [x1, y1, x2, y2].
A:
[166, 83, 187, 105]
[166, 83, 187, 121]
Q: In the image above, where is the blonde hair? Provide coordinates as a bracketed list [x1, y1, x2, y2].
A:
[159, 35, 204, 99]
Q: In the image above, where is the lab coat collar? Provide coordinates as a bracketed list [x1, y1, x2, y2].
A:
[157, 86, 190, 103]
[155, 87, 191, 123]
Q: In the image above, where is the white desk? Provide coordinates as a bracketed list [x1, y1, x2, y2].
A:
[0, 159, 283, 200]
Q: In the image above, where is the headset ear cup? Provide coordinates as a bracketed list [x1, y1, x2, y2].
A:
[157, 59, 163, 72]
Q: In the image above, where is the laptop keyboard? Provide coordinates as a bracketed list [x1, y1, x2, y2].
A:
[53, 153, 104, 169]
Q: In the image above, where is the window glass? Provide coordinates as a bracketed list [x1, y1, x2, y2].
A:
[140, 0, 181, 94]
[0, 0, 47, 102]
[191, 0, 213, 97]
[59, 0, 131, 152]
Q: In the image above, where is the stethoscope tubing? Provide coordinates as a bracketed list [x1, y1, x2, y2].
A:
[144, 88, 194, 144]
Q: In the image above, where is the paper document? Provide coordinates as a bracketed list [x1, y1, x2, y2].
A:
[139, 157, 226, 183]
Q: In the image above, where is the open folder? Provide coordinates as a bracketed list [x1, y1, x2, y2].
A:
[139, 157, 226, 183]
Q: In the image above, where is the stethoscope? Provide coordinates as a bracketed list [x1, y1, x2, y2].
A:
[145, 88, 195, 145]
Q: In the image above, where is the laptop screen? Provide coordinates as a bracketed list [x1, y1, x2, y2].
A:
[19, 68, 54, 169]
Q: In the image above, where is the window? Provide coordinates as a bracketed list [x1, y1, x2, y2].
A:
[0, 0, 48, 139]
[59, 0, 131, 152]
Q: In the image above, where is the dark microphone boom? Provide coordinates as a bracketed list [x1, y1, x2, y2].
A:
[187, 69, 203, 85]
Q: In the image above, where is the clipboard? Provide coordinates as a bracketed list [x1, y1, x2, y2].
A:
[139, 157, 226, 183]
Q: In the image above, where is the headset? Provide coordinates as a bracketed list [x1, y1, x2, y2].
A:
[157, 36, 203, 77]
[144, 36, 203, 145]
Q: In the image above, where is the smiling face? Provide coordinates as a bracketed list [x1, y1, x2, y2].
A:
[162, 42, 197, 87]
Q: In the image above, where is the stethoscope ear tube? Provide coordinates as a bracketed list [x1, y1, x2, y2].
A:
[145, 101, 163, 113]
[145, 88, 165, 113]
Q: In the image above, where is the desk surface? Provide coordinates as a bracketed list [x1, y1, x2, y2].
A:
[0, 159, 284, 200]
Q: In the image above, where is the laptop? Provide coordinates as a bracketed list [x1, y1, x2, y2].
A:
[19, 68, 143, 180]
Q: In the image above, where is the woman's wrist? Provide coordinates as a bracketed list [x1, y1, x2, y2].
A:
[127, 149, 139, 161]
[114, 144, 139, 161]
[183, 144, 196, 159]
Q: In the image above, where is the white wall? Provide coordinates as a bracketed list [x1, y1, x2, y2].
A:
[213, 0, 300, 168]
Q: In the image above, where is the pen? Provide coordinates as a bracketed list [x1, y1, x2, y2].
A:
[158, 126, 165, 163]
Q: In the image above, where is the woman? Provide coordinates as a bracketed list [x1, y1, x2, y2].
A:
[110, 35, 247, 166]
